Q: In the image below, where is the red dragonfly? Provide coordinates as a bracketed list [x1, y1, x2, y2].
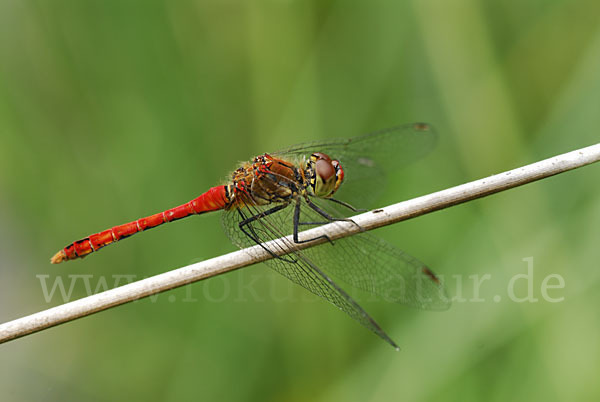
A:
[51, 123, 449, 348]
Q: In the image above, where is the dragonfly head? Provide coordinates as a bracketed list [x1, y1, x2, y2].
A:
[306, 152, 344, 197]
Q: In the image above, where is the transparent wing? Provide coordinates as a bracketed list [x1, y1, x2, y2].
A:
[273, 123, 437, 210]
[222, 201, 400, 348]
[221, 195, 449, 346]
[302, 198, 449, 310]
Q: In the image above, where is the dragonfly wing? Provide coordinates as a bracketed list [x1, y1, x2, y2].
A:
[221, 201, 399, 348]
[297, 198, 450, 310]
[273, 123, 437, 210]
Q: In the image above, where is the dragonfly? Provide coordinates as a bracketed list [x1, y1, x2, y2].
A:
[51, 122, 450, 348]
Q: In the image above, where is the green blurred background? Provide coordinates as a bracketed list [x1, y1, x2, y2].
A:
[1, 0, 599, 401]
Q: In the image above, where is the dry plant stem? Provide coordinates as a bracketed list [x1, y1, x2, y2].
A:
[1, 142, 599, 344]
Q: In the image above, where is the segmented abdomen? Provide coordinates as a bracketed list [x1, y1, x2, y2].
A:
[51, 186, 229, 263]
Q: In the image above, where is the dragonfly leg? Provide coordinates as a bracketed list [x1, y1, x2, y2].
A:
[237, 205, 298, 264]
[292, 199, 335, 245]
[303, 197, 364, 232]
[305, 198, 354, 223]
[324, 197, 367, 212]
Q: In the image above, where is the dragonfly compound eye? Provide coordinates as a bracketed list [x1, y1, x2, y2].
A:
[309, 152, 342, 197]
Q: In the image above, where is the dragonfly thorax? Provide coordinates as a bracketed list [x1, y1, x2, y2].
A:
[305, 152, 344, 198]
[226, 154, 307, 208]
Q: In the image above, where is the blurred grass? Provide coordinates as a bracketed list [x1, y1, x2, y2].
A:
[1, 0, 599, 401]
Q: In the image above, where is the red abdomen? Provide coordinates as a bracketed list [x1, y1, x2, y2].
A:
[51, 186, 229, 263]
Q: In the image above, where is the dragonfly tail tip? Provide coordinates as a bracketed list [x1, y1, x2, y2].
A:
[50, 250, 66, 264]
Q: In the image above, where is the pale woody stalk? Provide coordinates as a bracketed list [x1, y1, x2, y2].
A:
[1, 142, 599, 344]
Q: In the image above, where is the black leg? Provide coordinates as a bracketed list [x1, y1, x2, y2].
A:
[292, 199, 334, 245]
[237, 205, 297, 263]
[305, 198, 351, 222]
[304, 197, 363, 233]
[324, 197, 366, 212]
[298, 221, 331, 225]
